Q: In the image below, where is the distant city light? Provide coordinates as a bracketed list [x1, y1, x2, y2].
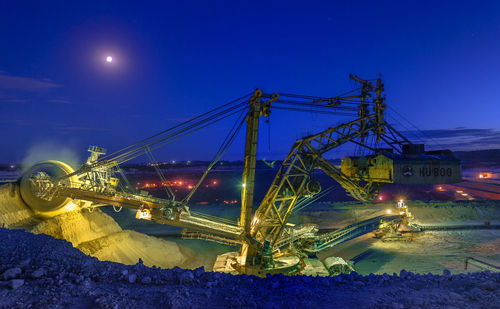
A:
[106, 56, 113, 62]
[478, 172, 491, 179]
[386, 209, 392, 214]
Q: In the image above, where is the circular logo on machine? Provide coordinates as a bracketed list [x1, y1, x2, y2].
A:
[402, 166, 413, 177]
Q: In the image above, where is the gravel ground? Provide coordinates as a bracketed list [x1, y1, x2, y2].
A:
[0, 228, 499, 308]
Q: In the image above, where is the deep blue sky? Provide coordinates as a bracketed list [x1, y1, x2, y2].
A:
[1, 1, 500, 164]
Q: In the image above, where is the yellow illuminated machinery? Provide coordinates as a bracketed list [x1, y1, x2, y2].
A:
[341, 147, 461, 186]
[18, 75, 461, 275]
[341, 154, 394, 182]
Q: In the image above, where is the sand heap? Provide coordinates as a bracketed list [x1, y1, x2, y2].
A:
[0, 183, 197, 269]
[33, 209, 197, 269]
[0, 183, 35, 227]
[31, 208, 122, 246]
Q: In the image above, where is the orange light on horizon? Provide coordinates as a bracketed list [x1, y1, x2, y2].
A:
[479, 172, 492, 179]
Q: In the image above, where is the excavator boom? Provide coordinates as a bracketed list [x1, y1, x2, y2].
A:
[19, 75, 462, 275]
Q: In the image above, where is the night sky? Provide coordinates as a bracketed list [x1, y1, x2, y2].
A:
[1, 1, 500, 165]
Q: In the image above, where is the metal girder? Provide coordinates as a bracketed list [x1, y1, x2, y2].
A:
[240, 90, 264, 235]
[316, 158, 384, 201]
[250, 140, 310, 246]
[52, 186, 243, 240]
[239, 90, 279, 264]
[250, 114, 389, 248]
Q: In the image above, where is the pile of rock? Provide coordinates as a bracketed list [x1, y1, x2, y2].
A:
[0, 227, 498, 308]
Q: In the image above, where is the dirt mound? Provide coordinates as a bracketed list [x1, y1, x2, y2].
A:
[30, 209, 199, 269]
[78, 230, 196, 269]
[31, 209, 122, 246]
[0, 184, 35, 227]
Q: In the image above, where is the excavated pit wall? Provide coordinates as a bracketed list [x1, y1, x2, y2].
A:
[0, 183, 197, 269]
[298, 200, 500, 230]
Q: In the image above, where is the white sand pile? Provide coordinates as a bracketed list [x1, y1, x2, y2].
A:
[31, 209, 198, 269]
[31, 209, 122, 246]
[78, 230, 196, 269]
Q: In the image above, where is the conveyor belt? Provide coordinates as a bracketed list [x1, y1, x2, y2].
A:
[307, 214, 403, 253]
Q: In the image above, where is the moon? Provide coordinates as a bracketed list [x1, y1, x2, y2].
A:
[106, 56, 113, 63]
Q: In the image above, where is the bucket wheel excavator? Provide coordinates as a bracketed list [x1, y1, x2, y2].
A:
[18, 75, 461, 276]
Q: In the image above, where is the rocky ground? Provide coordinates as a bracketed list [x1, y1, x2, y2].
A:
[0, 228, 499, 308]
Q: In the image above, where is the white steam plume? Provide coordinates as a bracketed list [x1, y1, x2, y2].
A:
[22, 141, 81, 171]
